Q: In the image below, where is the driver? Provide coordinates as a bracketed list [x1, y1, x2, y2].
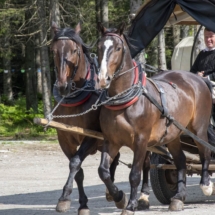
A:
[190, 27, 215, 100]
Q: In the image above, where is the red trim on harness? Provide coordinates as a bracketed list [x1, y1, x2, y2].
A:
[133, 61, 139, 85]
[60, 63, 92, 107]
[86, 64, 91, 80]
[60, 93, 92, 107]
[142, 73, 146, 86]
[105, 61, 146, 110]
[105, 96, 139, 110]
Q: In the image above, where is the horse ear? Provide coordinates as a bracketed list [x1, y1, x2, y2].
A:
[52, 21, 59, 35]
[75, 22, 81, 34]
[97, 22, 106, 35]
[116, 22, 126, 35]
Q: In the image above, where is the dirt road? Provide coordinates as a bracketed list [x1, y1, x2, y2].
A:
[0, 141, 215, 215]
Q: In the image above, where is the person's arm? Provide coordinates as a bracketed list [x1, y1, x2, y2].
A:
[203, 70, 215, 76]
[190, 53, 201, 74]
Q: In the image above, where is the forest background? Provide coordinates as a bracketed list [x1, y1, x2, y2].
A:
[0, 0, 201, 139]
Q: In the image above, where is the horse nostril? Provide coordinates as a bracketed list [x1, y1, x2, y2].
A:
[107, 76, 111, 81]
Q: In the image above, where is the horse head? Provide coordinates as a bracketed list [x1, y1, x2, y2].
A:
[97, 22, 128, 89]
[51, 22, 86, 96]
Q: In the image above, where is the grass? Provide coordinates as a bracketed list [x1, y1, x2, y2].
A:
[0, 96, 57, 140]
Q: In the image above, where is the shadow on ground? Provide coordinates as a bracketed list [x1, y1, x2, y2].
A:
[1, 177, 215, 215]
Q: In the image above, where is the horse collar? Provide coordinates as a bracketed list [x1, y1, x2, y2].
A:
[104, 61, 146, 110]
[53, 61, 94, 107]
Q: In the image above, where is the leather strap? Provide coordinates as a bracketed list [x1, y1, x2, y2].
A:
[142, 87, 215, 153]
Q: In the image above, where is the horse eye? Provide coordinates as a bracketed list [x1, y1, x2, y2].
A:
[116, 47, 121, 51]
[73, 49, 77, 54]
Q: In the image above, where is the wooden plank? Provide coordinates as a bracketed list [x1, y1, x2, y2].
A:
[150, 163, 215, 171]
[33, 118, 104, 140]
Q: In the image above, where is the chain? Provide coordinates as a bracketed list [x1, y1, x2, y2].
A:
[113, 64, 139, 79]
[50, 82, 141, 119]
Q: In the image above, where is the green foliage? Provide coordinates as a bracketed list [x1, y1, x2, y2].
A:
[109, 0, 130, 26]
[0, 0, 6, 6]
[0, 97, 56, 139]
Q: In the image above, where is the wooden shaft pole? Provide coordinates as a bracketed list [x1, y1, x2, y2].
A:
[33, 118, 104, 140]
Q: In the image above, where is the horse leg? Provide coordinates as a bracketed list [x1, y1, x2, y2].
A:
[56, 138, 97, 214]
[106, 152, 120, 202]
[137, 151, 151, 210]
[167, 137, 186, 211]
[122, 139, 148, 215]
[98, 141, 128, 210]
[195, 125, 214, 196]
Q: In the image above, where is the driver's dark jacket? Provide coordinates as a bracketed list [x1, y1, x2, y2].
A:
[190, 49, 215, 81]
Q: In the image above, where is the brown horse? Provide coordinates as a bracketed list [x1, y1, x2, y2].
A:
[96, 22, 215, 215]
[50, 22, 120, 215]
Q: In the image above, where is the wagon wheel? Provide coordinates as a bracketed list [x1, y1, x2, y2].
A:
[150, 153, 177, 204]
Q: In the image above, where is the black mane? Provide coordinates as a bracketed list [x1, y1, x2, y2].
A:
[53, 27, 90, 57]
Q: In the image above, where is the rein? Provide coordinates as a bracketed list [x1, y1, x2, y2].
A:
[142, 86, 215, 153]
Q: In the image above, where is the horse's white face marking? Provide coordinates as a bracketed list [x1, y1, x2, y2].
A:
[99, 39, 113, 81]
[60, 41, 66, 71]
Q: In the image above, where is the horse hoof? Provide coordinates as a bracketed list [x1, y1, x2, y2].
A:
[121, 210, 135, 215]
[200, 181, 214, 196]
[169, 199, 184, 211]
[137, 193, 150, 210]
[78, 209, 90, 215]
[115, 192, 128, 209]
[56, 200, 71, 212]
[106, 192, 113, 202]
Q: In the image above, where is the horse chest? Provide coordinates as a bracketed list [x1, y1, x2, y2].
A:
[100, 110, 135, 145]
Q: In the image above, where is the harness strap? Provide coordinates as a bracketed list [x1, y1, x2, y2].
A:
[142, 87, 215, 153]
[103, 61, 145, 110]
[148, 79, 169, 117]
[156, 83, 168, 117]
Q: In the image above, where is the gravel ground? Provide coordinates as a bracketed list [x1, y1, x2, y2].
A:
[0, 141, 215, 215]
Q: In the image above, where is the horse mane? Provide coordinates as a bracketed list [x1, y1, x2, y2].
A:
[53, 27, 91, 61]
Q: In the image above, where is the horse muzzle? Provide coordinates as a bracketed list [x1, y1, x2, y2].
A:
[99, 78, 111, 89]
[56, 81, 70, 96]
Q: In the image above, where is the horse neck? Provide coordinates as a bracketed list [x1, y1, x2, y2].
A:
[72, 50, 88, 88]
[108, 54, 134, 97]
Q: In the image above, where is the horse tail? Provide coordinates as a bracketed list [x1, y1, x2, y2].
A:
[207, 124, 215, 147]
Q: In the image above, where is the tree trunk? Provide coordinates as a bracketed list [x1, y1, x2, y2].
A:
[173, 25, 180, 48]
[130, 0, 142, 19]
[35, 35, 42, 95]
[101, 0, 108, 27]
[3, 4, 13, 103]
[49, 0, 60, 38]
[181, 25, 189, 39]
[25, 3, 38, 112]
[3, 43, 13, 102]
[96, 0, 101, 38]
[194, 25, 204, 59]
[37, 0, 52, 117]
[158, 29, 167, 70]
